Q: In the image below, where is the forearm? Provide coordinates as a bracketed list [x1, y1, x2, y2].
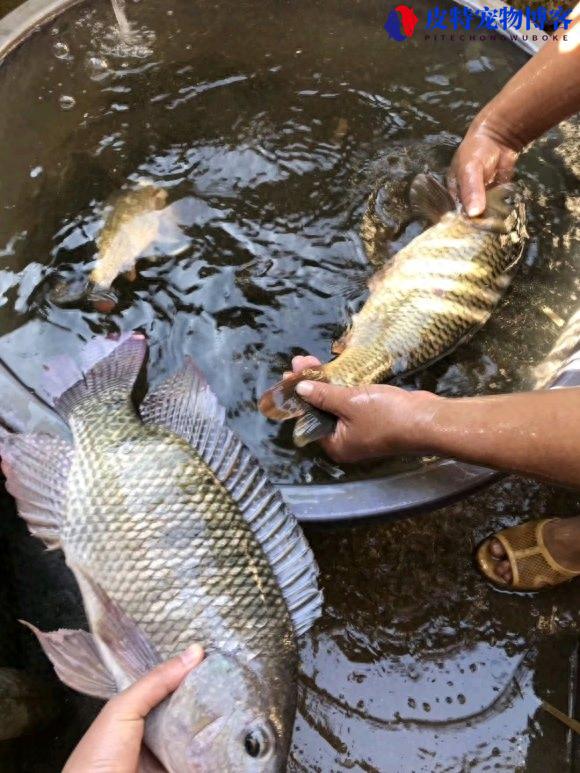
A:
[419, 389, 580, 487]
[468, 8, 580, 150]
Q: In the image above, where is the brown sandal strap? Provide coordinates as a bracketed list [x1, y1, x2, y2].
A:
[477, 518, 580, 591]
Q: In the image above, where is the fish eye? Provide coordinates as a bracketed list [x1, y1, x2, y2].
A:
[243, 726, 271, 759]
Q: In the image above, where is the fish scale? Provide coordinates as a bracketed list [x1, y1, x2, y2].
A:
[56, 397, 293, 662]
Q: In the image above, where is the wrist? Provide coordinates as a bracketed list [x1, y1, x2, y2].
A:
[399, 390, 444, 456]
[468, 110, 525, 154]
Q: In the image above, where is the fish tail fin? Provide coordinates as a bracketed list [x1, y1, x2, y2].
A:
[293, 407, 336, 448]
[258, 367, 328, 421]
[42, 333, 147, 421]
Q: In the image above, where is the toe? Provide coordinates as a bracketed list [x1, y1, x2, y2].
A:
[496, 560, 513, 584]
[489, 538, 506, 559]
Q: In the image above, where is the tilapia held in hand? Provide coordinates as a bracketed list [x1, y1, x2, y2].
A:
[259, 174, 527, 447]
[0, 334, 322, 772]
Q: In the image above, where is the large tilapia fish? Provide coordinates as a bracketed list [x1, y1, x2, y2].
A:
[51, 185, 186, 312]
[259, 173, 527, 447]
[0, 334, 322, 771]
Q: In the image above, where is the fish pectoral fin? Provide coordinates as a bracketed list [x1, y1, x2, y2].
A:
[0, 432, 73, 550]
[81, 574, 160, 681]
[409, 172, 454, 224]
[20, 621, 117, 700]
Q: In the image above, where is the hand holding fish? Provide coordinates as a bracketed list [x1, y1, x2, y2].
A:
[291, 354, 580, 488]
[287, 355, 438, 463]
[449, 8, 580, 216]
[64, 645, 204, 773]
[448, 123, 519, 218]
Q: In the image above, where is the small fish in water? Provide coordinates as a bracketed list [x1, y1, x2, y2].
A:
[0, 334, 322, 771]
[0, 668, 58, 741]
[50, 185, 186, 312]
[260, 173, 527, 447]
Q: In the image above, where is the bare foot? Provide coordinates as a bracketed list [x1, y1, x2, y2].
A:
[486, 516, 580, 585]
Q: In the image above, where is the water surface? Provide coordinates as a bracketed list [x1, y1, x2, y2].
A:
[0, 0, 577, 484]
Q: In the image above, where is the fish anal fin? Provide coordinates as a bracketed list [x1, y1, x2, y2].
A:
[0, 432, 72, 550]
[80, 575, 160, 682]
[410, 173, 454, 223]
[20, 622, 117, 699]
[141, 362, 324, 638]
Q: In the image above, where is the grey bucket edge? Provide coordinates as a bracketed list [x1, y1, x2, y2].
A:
[0, 0, 574, 523]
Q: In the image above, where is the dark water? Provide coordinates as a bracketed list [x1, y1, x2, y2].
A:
[0, 0, 577, 484]
[0, 1, 579, 772]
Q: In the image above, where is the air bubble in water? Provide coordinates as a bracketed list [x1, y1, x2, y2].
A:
[87, 55, 109, 79]
[59, 95, 76, 110]
[53, 41, 70, 59]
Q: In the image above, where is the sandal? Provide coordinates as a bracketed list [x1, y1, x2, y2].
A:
[476, 518, 580, 591]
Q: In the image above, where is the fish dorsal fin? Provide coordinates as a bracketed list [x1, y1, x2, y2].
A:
[41, 333, 147, 421]
[140, 362, 323, 637]
[409, 173, 454, 223]
[0, 428, 72, 549]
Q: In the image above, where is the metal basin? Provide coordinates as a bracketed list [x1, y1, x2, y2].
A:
[0, 0, 577, 524]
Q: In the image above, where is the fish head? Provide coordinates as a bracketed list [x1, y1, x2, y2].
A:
[48, 277, 92, 307]
[145, 650, 296, 772]
[132, 184, 168, 212]
[86, 285, 119, 313]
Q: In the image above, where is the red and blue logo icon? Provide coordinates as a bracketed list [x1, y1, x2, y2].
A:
[384, 5, 419, 40]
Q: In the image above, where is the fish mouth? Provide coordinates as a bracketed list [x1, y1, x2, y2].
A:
[86, 286, 119, 313]
[48, 277, 92, 307]
[48, 277, 118, 313]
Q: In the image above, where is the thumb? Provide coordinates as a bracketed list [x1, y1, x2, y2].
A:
[459, 159, 486, 217]
[295, 380, 351, 417]
[113, 644, 205, 720]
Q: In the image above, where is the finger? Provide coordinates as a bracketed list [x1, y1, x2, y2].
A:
[295, 380, 351, 417]
[458, 159, 486, 217]
[282, 371, 292, 380]
[292, 355, 322, 373]
[111, 644, 204, 720]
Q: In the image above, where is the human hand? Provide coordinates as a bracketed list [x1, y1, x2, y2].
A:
[288, 356, 439, 463]
[64, 644, 204, 773]
[448, 120, 520, 217]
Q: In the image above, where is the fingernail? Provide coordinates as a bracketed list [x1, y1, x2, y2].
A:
[180, 644, 204, 668]
[467, 204, 480, 217]
[295, 381, 314, 397]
